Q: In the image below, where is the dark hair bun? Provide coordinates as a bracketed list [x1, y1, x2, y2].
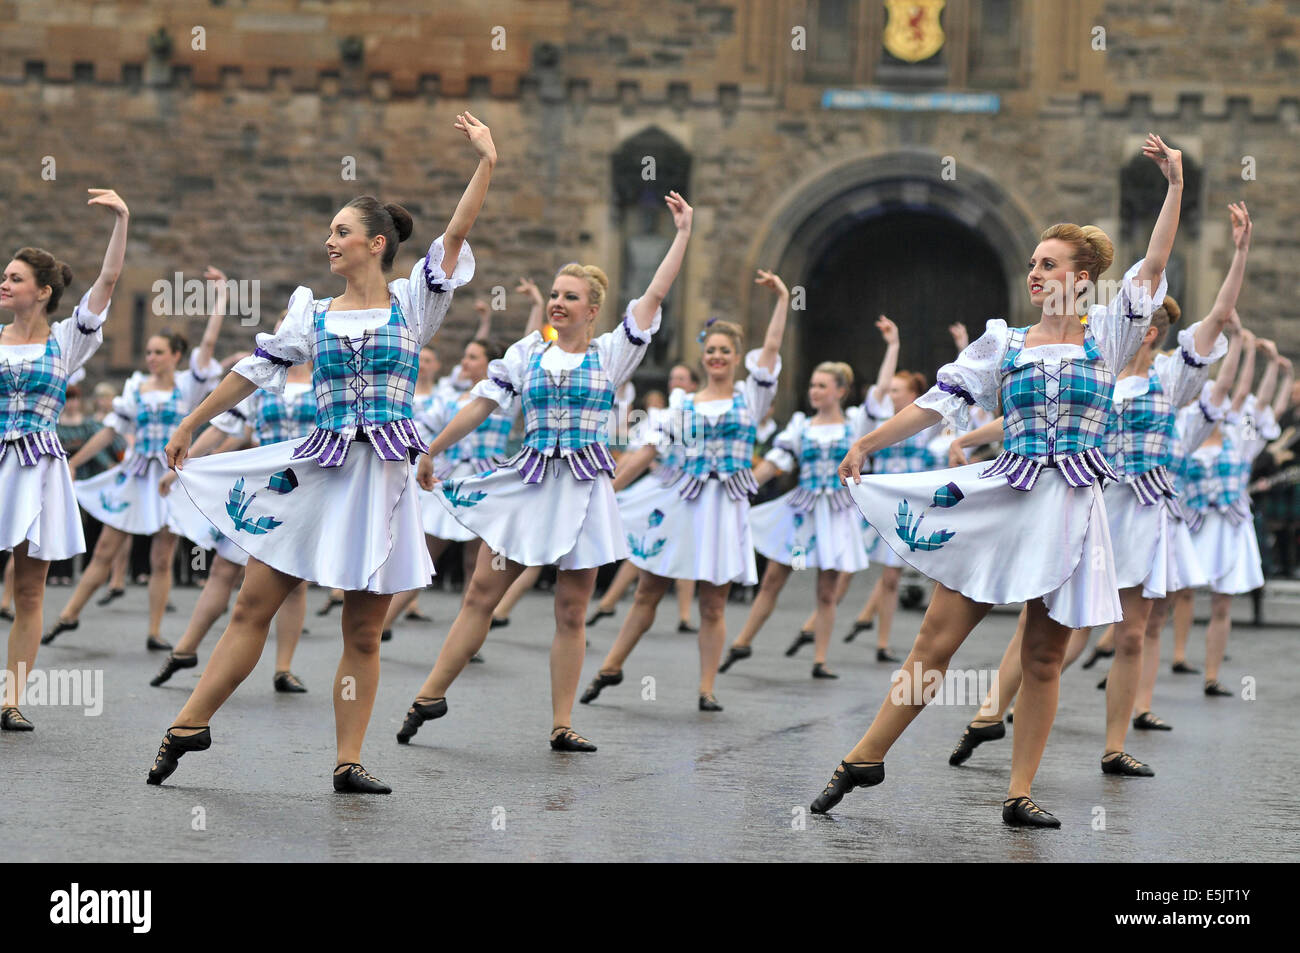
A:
[385, 203, 413, 243]
[58, 261, 74, 288]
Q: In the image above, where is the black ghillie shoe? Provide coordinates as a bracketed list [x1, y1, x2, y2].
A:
[784, 630, 814, 657]
[1171, 660, 1200, 675]
[404, 610, 432, 622]
[949, 719, 1006, 766]
[1, 707, 34, 731]
[316, 594, 343, 617]
[0, 607, 13, 622]
[1101, 751, 1154, 777]
[469, 653, 485, 664]
[95, 588, 126, 607]
[1204, 679, 1233, 697]
[876, 648, 901, 663]
[843, 619, 873, 643]
[396, 697, 447, 743]
[380, 629, 393, 642]
[579, 670, 622, 704]
[1080, 646, 1114, 670]
[811, 663, 839, 679]
[717, 645, 752, 673]
[677, 621, 698, 633]
[549, 727, 596, 752]
[40, 618, 78, 645]
[1096, 675, 1108, 690]
[146, 635, 172, 652]
[273, 671, 308, 693]
[810, 760, 884, 814]
[585, 608, 615, 626]
[146, 726, 211, 785]
[489, 616, 510, 629]
[1002, 796, 1060, 828]
[698, 693, 723, 712]
[150, 652, 198, 687]
[1132, 711, 1172, 731]
[333, 763, 391, 793]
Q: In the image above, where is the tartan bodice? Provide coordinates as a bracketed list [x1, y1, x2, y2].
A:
[1104, 367, 1176, 478]
[1000, 326, 1114, 461]
[520, 343, 614, 455]
[310, 297, 418, 432]
[1, 332, 67, 441]
[255, 387, 318, 444]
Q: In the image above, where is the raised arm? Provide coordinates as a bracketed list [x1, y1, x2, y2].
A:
[753, 270, 789, 372]
[1196, 203, 1252, 354]
[1273, 357, 1294, 418]
[839, 404, 944, 484]
[193, 266, 229, 371]
[1136, 133, 1183, 293]
[1230, 330, 1257, 413]
[1254, 340, 1281, 409]
[1209, 313, 1244, 406]
[870, 316, 900, 404]
[472, 297, 492, 340]
[631, 191, 692, 330]
[84, 189, 130, 315]
[517, 278, 545, 336]
[439, 111, 496, 279]
[949, 322, 970, 354]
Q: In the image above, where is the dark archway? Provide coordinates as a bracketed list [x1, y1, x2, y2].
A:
[801, 210, 1009, 403]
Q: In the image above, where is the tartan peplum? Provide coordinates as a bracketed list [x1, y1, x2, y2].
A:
[676, 390, 760, 502]
[983, 326, 1117, 491]
[291, 296, 425, 468]
[0, 332, 70, 465]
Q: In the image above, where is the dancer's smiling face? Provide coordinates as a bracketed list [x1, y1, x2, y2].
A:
[460, 341, 490, 383]
[1027, 238, 1091, 314]
[808, 371, 845, 411]
[888, 373, 921, 410]
[326, 208, 383, 276]
[144, 335, 182, 376]
[547, 275, 599, 333]
[668, 363, 697, 393]
[702, 333, 740, 382]
[0, 260, 47, 315]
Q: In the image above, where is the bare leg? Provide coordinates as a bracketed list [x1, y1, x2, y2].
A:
[844, 584, 992, 763]
[855, 576, 882, 626]
[1171, 588, 1194, 665]
[493, 564, 540, 622]
[3, 544, 50, 710]
[109, 542, 128, 590]
[1134, 596, 1169, 714]
[1, 558, 14, 613]
[1007, 599, 1071, 799]
[550, 568, 598, 730]
[334, 589, 392, 765]
[595, 560, 639, 614]
[146, 529, 179, 639]
[875, 566, 902, 652]
[675, 577, 695, 627]
[1062, 625, 1092, 670]
[1095, 623, 1116, 653]
[732, 561, 792, 649]
[172, 556, 243, 655]
[598, 570, 672, 673]
[53, 525, 129, 624]
[810, 570, 842, 666]
[171, 558, 301, 729]
[971, 603, 1029, 723]
[274, 581, 309, 672]
[1102, 587, 1154, 760]
[381, 536, 450, 631]
[416, 545, 524, 700]
[696, 581, 730, 696]
[807, 570, 853, 633]
[1204, 592, 1233, 684]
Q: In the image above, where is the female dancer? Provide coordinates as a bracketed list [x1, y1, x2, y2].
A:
[580, 268, 789, 712]
[397, 192, 692, 752]
[809, 133, 1183, 826]
[588, 362, 702, 631]
[43, 268, 228, 651]
[1177, 330, 1285, 697]
[152, 354, 319, 692]
[1, 188, 129, 731]
[717, 361, 871, 677]
[142, 111, 493, 794]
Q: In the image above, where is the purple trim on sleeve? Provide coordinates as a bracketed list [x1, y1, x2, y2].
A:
[621, 312, 651, 346]
[254, 346, 293, 368]
[1179, 346, 1210, 368]
[753, 377, 776, 388]
[227, 407, 247, 421]
[76, 321, 97, 334]
[489, 376, 517, 395]
[937, 380, 976, 406]
[423, 258, 449, 294]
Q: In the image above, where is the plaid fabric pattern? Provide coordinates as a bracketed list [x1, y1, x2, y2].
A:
[446, 413, 513, 465]
[520, 344, 614, 455]
[310, 298, 418, 432]
[787, 423, 853, 493]
[1, 333, 68, 445]
[1177, 431, 1242, 513]
[999, 327, 1113, 461]
[1104, 367, 1177, 478]
[674, 391, 760, 501]
[133, 385, 185, 457]
[873, 431, 935, 475]
[254, 388, 318, 444]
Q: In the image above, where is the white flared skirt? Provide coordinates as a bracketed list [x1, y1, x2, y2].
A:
[419, 460, 482, 542]
[847, 461, 1122, 629]
[625, 480, 758, 586]
[75, 456, 171, 536]
[165, 477, 250, 567]
[1104, 484, 1208, 599]
[174, 439, 432, 593]
[749, 490, 871, 573]
[864, 523, 906, 568]
[434, 457, 625, 570]
[1190, 509, 1264, 595]
[0, 453, 85, 561]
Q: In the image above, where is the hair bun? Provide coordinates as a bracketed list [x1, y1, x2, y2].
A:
[583, 265, 609, 295]
[57, 261, 74, 288]
[1162, 295, 1181, 325]
[1078, 225, 1115, 276]
[384, 203, 413, 243]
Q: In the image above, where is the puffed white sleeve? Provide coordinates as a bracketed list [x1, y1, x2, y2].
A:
[52, 290, 109, 374]
[1087, 258, 1164, 374]
[1152, 321, 1230, 409]
[739, 348, 781, 423]
[390, 234, 476, 347]
[914, 319, 1010, 431]
[103, 376, 140, 436]
[469, 332, 537, 412]
[233, 287, 316, 394]
[177, 346, 224, 406]
[864, 389, 894, 424]
[211, 395, 256, 437]
[1174, 380, 1229, 458]
[764, 412, 805, 472]
[847, 404, 874, 440]
[593, 298, 662, 389]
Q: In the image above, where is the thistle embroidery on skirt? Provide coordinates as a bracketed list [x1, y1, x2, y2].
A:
[266, 468, 298, 494]
[441, 480, 487, 509]
[225, 478, 284, 535]
[98, 492, 129, 513]
[786, 511, 817, 564]
[894, 481, 964, 552]
[628, 508, 667, 558]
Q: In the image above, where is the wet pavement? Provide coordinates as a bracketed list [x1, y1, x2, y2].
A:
[2, 569, 1295, 862]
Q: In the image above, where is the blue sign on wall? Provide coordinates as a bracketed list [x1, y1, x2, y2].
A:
[821, 89, 1001, 113]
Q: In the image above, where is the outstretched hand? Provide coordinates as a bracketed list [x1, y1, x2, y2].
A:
[165, 426, 193, 472]
[1230, 202, 1252, 252]
[454, 111, 496, 163]
[949, 322, 969, 350]
[838, 440, 869, 486]
[87, 188, 129, 216]
[417, 453, 441, 491]
[754, 269, 788, 298]
[1142, 133, 1183, 187]
[516, 277, 542, 303]
[876, 314, 899, 346]
[664, 191, 692, 232]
